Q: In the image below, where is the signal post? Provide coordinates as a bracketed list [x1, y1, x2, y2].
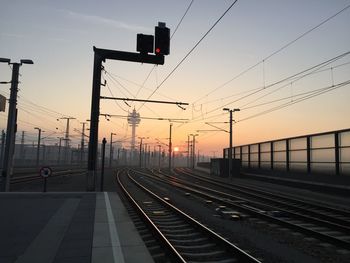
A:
[87, 22, 170, 191]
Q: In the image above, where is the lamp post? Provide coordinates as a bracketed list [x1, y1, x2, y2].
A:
[223, 108, 240, 179]
[168, 123, 173, 171]
[0, 58, 33, 192]
[189, 134, 199, 169]
[80, 122, 87, 165]
[187, 135, 190, 168]
[34, 128, 43, 168]
[109, 132, 116, 168]
[57, 137, 63, 164]
[138, 137, 148, 168]
[158, 145, 162, 170]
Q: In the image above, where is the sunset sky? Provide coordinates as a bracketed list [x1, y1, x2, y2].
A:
[1, 0, 350, 156]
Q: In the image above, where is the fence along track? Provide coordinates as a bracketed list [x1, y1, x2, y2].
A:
[117, 169, 261, 263]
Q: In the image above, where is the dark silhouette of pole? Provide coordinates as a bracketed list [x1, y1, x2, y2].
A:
[34, 128, 42, 168]
[138, 137, 148, 168]
[87, 43, 165, 191]
[42, 144, 46, 162]
[223, 108, 240, 179]
[100, 138, 106, 192]
[20, 131, 25, 159]
[139, 138, 143, 168]
[59, 117, 75, 164]
[109, 132, 116, 168]
[187, 135, 190, 168]
[158, 145, 161, 169]
[80, 122, 87, 165]
[117, 148, 120, 165]
[144, 144, 149, 168]
[190, 134, 198, 169]
[57, 137, 62, 164]
[1, 58, 33, 191]
[168, 123, 172, 171]
[0, 130, 5, 169]
[1, 62, 21, 192]
[88, 51, 103, 191]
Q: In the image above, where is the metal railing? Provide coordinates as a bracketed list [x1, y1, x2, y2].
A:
[224, 128, 350, 176]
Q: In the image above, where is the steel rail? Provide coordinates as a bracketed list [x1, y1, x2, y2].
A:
[177, 168, 350, 222]
[136, 169, 350, 250]
[121, 168, 262, 262]
[116, 169, 186, 262]
[10, 168, 86, 184]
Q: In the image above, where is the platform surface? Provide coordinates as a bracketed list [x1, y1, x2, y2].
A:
[0, 191, 153, 263]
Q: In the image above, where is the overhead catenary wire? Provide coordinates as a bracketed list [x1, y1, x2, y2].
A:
[188, 79, 350, 144]
[134, 0, 195, 102]
[192, 3, 350, 105]
[105, 70, 177, 101]
[104, 70, 167, 118]
[171, 0, 195, 39]
[196, 60, 350, 107]
[238, 59, 350, 109]
[189, 51, 350, 122]
[138, 0, 239, 111]
[238, 79, 350, 123]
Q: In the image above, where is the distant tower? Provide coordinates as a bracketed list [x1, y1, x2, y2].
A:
[127, 109, 141, 150]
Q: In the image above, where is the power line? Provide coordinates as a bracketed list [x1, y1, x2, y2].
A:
[192, 3, 350, 104]
[103, 76, 129, 113]
[171, 0, 194, 39]
[139, 0, 239, 110]
[134, 0, 195, 102]
[196, 60, 350, 107]
[190, 51, 350, 122]
[184, 80, 350, 143]
[238, 79, 350, 122]
[238, 60, 349, 109]
[104, 70, 171, 118]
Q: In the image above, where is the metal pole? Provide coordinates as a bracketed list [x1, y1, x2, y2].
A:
[100, 138, 106, 192]
[149, 147, 152, 167]
[139, 138, 143, 168]
[144, 144, 147, 168]
[57, 137, 62, 164]
[146, 145, 149, 168]
[20, 131, 25, 160]
[35, 129, 41, 168]
[64, 119, 69, 163]
[187, 135, 190, 168]
[192, 135, 195, 169]
[1, 63, 20, 191]
[229, 110, 233, 180]
[168, 123, 172, 171]
[158, 145, 161, 169]
[80, 122, 86, 165]
[59, 117, 75, 164]
[0, 130, 5, 169]
[117, 148, 120, 165]
[223, 108, 239, 179]
[109, 132, 115, 168]
[87, 51, 103, 191]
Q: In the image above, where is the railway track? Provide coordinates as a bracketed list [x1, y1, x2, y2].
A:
[117, 168, 261, 263]
[10, 168, 86, 184]
[175, 168, 350, 228]
[134, 168, 350, 251]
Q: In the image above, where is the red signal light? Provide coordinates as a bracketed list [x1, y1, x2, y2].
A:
[154, 22, 170, 55]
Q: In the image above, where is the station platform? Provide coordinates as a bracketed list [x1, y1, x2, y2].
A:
[0, 191, 153, 263]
